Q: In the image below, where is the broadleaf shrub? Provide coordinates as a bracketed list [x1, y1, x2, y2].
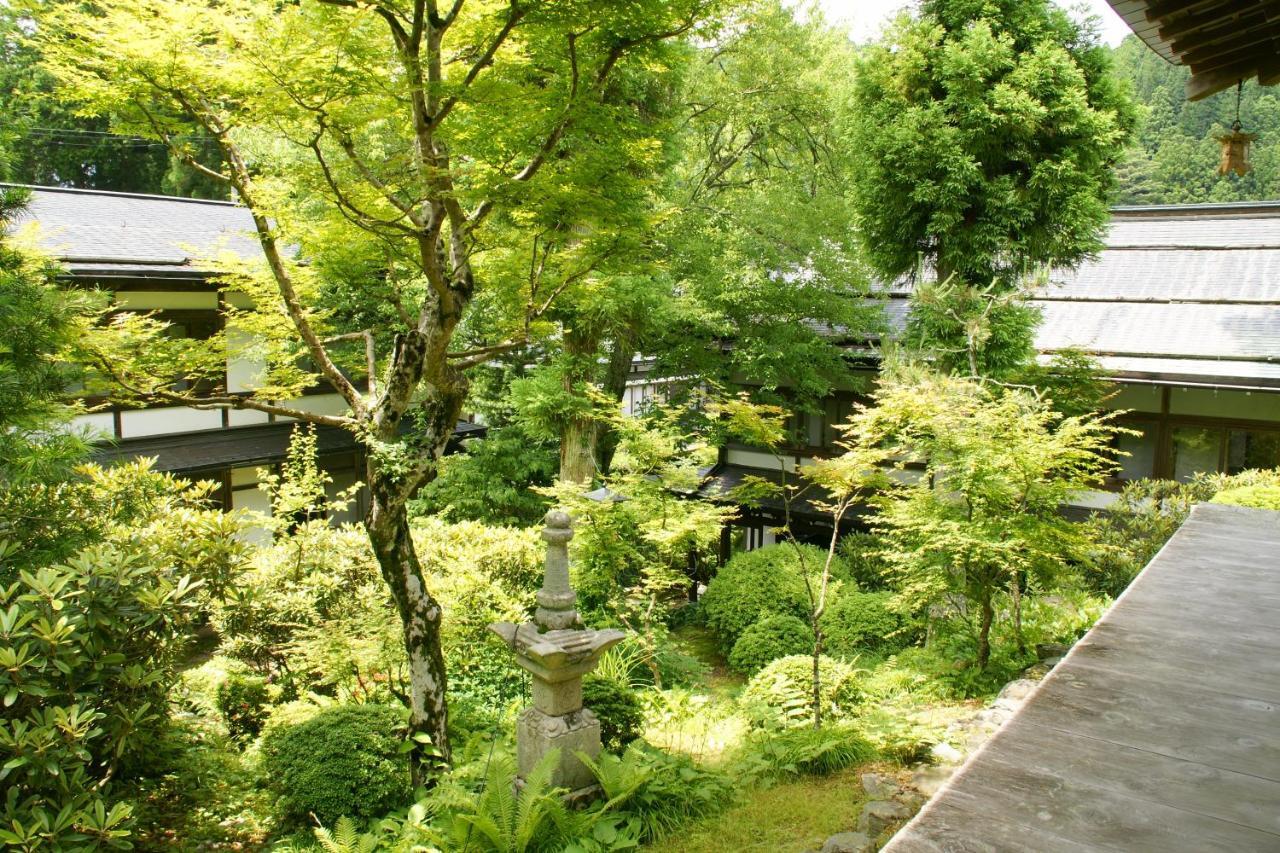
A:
[582, 675, 646, 752]
[739, 654, 862, 728]
[736, 723, 877, 780]
[701, 545, 843, 652]
[215, 668, 273, 740]
[728, 614, 814, 675]
[821, 590, 906, 658]
[260, 703, 411, 826]
[0, 543, 203, 849]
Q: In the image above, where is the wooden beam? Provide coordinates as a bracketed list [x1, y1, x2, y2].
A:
[1180, 20, 1280, 70]
[1186, 52, 1272, 99]
[1145, 0, 1226, 23]
[1171, 10, 1271, 57]
[1159, 0, 1263, 42]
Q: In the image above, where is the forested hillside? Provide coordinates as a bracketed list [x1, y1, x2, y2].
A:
[1108, 35, 1280, 205]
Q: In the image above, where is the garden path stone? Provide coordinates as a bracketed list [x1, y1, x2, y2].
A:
[858, 800, 911, 835]
[820, 831, 873, 853]
[860, 772, 897, 799]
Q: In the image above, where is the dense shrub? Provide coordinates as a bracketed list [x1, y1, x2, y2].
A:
[408, 424, 557, 526]
[737, 723, 878, 780]
[212, 518, 541, 710]
[260, 703, 410, 826]
[582, 675, 646, 752]
[1212, 484, 1280, 510]
[821, 590, 906, 658]
[837, 532, 891, 591]
[215, 669, 273, 740]
[701, 545, 844, 652]
[739, 654, 863, 728]
[0, 543, 203, 849]
[728, 614, 814, 675]
[583, 744, 736, 843]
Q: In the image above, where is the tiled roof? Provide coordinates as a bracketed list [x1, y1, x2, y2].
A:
[4, 184, 259, 278]
[871, 202, 1280, 390]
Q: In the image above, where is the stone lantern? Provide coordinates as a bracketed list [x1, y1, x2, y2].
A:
[489, 510, 625, 796]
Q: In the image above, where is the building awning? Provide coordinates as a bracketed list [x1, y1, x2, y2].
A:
[1105, 0, 1280, 100]
[91, 420, 487, 476]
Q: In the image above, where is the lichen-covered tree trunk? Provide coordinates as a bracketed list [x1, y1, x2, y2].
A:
[366, 489, 449, 784]
[364, 342, 468, 782]
[559, 328, 601, 484]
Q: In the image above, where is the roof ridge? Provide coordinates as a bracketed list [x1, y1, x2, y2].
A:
[1, 182, 240, 207]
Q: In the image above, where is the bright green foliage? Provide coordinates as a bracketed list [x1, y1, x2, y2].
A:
[845, 0, 1134, 291]
[582, 675, 646, 753]
[1211, 469, 1280, 510]
[0, 543, 203, 849]
[821, 590, 907, 659]
[581, 743, 736, 844]
[1079, 478, 1197, 597]
[448, 749, 570, 853]
[212, 518, 541, 716]
[214, 668, 272, 741]
[701, 544, 840, 653]
[1213, 485, 1280, 510]
[0, 186, 94, 482]
[847, 366, 1122, 669]
[735, 724, 877, 780]
[728, 615, 814, 676]
[656, 2, 875, 407]
[261, 703, 410, 827]
[410, 425, 556, 527]
[739, 655, 862, 729]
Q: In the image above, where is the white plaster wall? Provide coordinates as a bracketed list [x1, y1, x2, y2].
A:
[114, 291, 218, 310]
[277, 393, 352, 419]
[69, 411, 115, 440]
[120, 407, 222, 438]
[225, 326, 266, 393]
[1168, 387, 1280, 421]
[227, 409, 270, 427]
[726, 448, 795, 472]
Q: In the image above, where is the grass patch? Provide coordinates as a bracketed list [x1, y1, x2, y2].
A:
[642, 766, 867, 853]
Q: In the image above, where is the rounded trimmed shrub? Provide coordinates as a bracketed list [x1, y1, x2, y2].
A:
[215, 669, 272, 740]
[260, 703, 410, 826]
[582, 674, 646, 752]
[739, 654, 862, 728]
[821, 590, 905, 659]
[701, 545, 844, 652]
[728, 614, 814, 676]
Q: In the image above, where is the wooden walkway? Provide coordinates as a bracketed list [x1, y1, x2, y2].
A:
[885, 503, 1280, 852]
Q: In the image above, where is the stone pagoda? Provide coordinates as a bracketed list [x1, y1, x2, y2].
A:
[489, 510, 625, 795]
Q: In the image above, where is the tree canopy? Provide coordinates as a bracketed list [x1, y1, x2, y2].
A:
[844, 0, 1135, 291]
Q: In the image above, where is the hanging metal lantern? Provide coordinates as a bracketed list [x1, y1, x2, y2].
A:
[1216, 80, 1256, 177]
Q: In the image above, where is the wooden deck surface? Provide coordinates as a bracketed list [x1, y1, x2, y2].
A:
[884, 503, 1280, 853]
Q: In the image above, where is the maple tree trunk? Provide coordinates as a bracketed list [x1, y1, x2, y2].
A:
[366, 486, 449, 784]
[976, 589, 995, 671]
[362, 347, 467, 783]
[559, 328, 600, 484]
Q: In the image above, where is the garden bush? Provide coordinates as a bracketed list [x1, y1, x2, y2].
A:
[837, 532, 891, 591]
[701, 544, 844, 652]
[216, 668, 273, 740]
[821, 589, 906, 658]
[582, 675, 647, 752]
[260, 703, 411, 826]
[728, 614, 814, 675]
[736, 723, 877, 780]
[739, 654, 863, 728]
[0, 542, 204, 849]
[1212, 484, 1280, 510]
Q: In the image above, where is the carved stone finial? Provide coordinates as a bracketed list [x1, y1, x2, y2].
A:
[536, 509, 579, 631]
